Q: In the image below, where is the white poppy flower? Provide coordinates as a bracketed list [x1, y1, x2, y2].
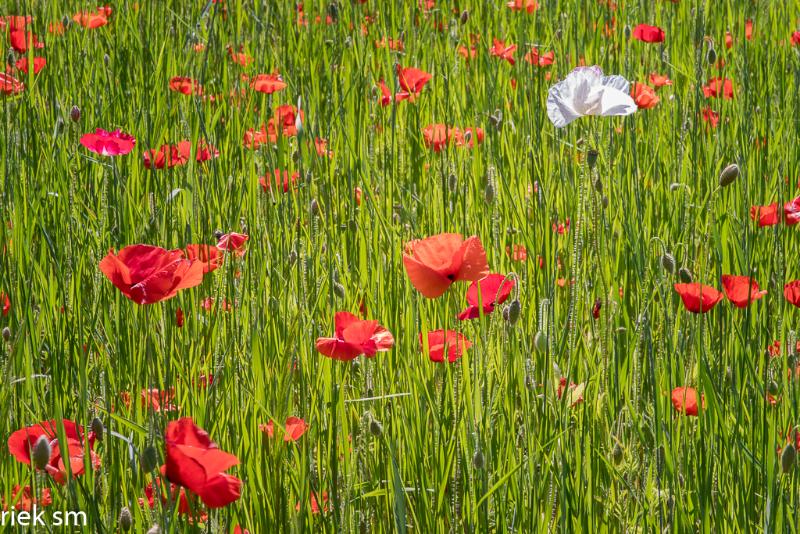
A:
[546, 66, 637, 128]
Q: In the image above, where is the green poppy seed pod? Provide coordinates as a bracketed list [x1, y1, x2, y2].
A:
[369, 417, 383, 437]
[448, 173, 458, 191]
[660, 253, 676, 274]
[593, 178, 603, 193]
[587, 149, 598, 169]
[32, 436, 52, 471]
[119, 507, 133, 532]
[678, 267, 692, 283]
[140, 445, 159, 473]
[506, 299, 521, 325]
[91, 417, 104, 441]
[146, 525, 161, 534]
[484, 182, 496, 205]
[706, 45, 717, 65]
[623, 25, 632, 40]
[2, 326, 10, 341]
[534, 331, 547, 353]
[70, 105, 81, 123]
[460, 10, 469, 24]
[612, 443, 624, 465]
[472, 449, 485, 469]
[718, 163, 739, 187]
[781, 443, 796, 474]
[333, 282, 345, 299]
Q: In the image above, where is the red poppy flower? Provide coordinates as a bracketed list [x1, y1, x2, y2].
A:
[243, 125, 271, 149]
[631, 83, 659, 109]
[0, 72, 24, 95]
[375, 37, 404, 51]
[9, 29, 43, 53]
[396, 65, 431, 101]
[176, 307, 185, 327]
[2, 485, 52, 512]
[99, 245, 205, 305]
[283, 417, 308, 442]
[671, 386, 704, 416]
[557, 378, 585, 407]
[216, 232, 248, 256]
[169, 76, 203, 96]
[458, 45, 477, 61]
[1, 292, 9, 316]
[377, 79, 393, 106]
[792, 31, 800, 46]
[7, 419, 100, 484]
[184, 244, 222, 273]
[315, 311, 394, 361]
[422, 124, 449, 152]
[673, 283, 724, 313]
[785, 196, 800, 225]
[721, 275, 766, 308]
[314, 137, 333, 158]
[14, 56, 45, 74]
[524, 48, 554, 67]
[163, 418, 242, 509]
[506, 244, 527, 262]
[200, 297, 232, 313]
[141, 481, 207, 522]
[403, 233, 489, 298]
[783, 280, 800, 307]
[0, 16, 32, 31]
[227, 46, 253, 66]
[701, 107, 719, 128]
[745, 19, 753, 41]
[632, 24, 665, 43]
[421, 330, 472, 363]
[490, 38, 517, 65]
[79, 128, 136, 156]
[143, 140, 218, 169]
[296, 491, 329, 514]
[457, 273, 515, 320]
[724, 31, 733, 49]
[72, 11, 108, 28]
[506, 0, 539, 13]
[139, 388, 178, 413]
[702, 78, 734, 99]
[234, 526, 250, 534]
[274, 104, 304, 137]
[260, 170, 299, 193]
[649, 73, 672, 87]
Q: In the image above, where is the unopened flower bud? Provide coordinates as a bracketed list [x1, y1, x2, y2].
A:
[623, 25, 632, 40]
[369, 417, 383, 437]
[660, 253, 676, 274]
[32, 436, 52, 470]
[718, 163, 739, 187]
[140, 445, 158, 473]
[460, 10, 469, 24]
[333, 282, 345, 299]
[448, 173, 458, 191]
[310, 199, 320, 216]
[91, 417, 104, 441]
[587, 149, 598, 169]
[2, 326, 10, 341]
[504, 299, 521, 325]
[782, 443, 796, 473]
[612, 443, 624, 465]
[678, 267, 692, 283]
[484, 182, 496, 205]
[593, 178, 603, 193]
[119, 507, 133, 532]
[706, 45, 717, 65]
[70, 105, 81, 123]
[472, 448, 485, 469]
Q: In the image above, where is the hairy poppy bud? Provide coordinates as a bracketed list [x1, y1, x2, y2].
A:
[472, 448, 485, 469]
[119, 507, 133, 532]
[310, 199, 320, 216]
[660, 253, 676, 274]
[327, 2, 339, 22]
[612, 443, 624, 465]
[484, 182, 496, 205]
[91, 417, 104, 441]
[70, 105, 81, 123]
[587, 149, 598, 169]
[288, 250, 298, 265]
[460, 10, 469, 24]
[534, 331, 547, 353]
[504, 299, 521, 325]
[706, 45, 717, 65]
[2, 326, 10, 341]
[718, 163, 739, 187]
[333, 282, 345, 299]
[623, 25, 632, 40]
[369, 417, 383, 437]
[678, 267, 692, 283]
[32, 436, 52, 470]
[781, 443, 796, 473]
[140, 445, 159, 473]
[448, 173, 458, 191]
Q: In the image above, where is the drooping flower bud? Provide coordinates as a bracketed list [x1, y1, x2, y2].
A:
[678, 267, 692, 283]
[91, 417, 104, 441]
[70, 105, 81, 123]
[660, 253, 676, 274]
[119, 507, 133, 532]
[718, 163, 739, 187]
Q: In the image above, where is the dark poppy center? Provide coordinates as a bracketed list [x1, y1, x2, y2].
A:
[447, 274, 455, 281]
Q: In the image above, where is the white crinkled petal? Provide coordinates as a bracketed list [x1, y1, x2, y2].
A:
[599, 86, 638, 117]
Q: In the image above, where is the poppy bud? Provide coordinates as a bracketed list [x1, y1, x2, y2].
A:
[448, 173, 458, 191]
[91, 417, 104, 441]
[768, 380, 780, 396]
[706, 45, 717, 65]
[119, 507, 133, 532]
[288, 250, 298, 265]
[782, 443, 796, 473]
[718, 163, 739, 187]
[327, 2, 339, 22]
[146, 525, 161, 534]
[472, 448, 485, 469]
[62, 15, 70, 27]
[213, 229, 224, 240]
[504, 299, 521, 325]
[104, 54, 110, 67]
[310, 199, 320, 216]
[2, 327, 10, 341]
[612, 443, 624, 465]
[333, 282, 345, 299]
[678, 267, 692, 283]
[593, 178, 603, 193]
[660, 253, 676, 274]
[32, 436, 52, 470]
[484, 182, 496, 205]
[623, 25, 631, 40]
[369, 416, 383, 437]
[140, 445, 159, 473]
[460, 10, 469, 24]
[55, 117, 64, 136]
[534, 331, 547, 353]
[587, 149, 598, 169]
